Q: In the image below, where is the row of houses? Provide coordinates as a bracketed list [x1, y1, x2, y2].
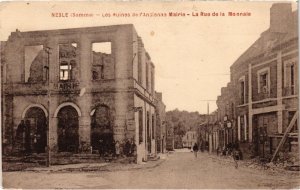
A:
[1, 24, 168, 164]
[202, 3, 299, 161]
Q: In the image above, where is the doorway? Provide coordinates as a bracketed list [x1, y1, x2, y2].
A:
[91, 105, 113, 154]
[24, 107, 47, 154]
[57, 106, 79, 152]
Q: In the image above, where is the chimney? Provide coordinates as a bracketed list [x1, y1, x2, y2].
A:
[270, 3, 292, 33]
[155, 92, 162, 101]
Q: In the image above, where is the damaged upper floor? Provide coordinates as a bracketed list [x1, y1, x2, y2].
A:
[1, 24, 156, 95]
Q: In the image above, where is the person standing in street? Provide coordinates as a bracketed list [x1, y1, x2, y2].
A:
[193, 143, 199, 158]
[98, 139, 104, 158]
[129, 139, 137, 163]
[124, 139, 131, 157]
[115, 141, 120, 158]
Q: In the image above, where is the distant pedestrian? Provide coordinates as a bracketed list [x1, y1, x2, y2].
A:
[232, 149, 239, 169]
[120, 140, 125, 157]
[192, 143, 199, 158]
[232, 146, 242, 169]
[111, 140, 116, 156]
[130, 139, 136, 156]
[124, 139, 131, 157]
[98, 139, 104, 157]
[33, 134, 37, 153]
[129, 139, 137, 163]
[115, 141, 120, 158]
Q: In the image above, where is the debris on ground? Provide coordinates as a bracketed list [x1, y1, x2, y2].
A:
[203, 152, 300, 177]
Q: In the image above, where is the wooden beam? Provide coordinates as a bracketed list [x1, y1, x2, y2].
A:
[271, 111, 298, 162]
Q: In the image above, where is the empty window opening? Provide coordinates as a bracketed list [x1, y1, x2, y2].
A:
[284, 61, 297, 96]
[257, 68, 270, 95]
[290, 65, 295, 94]
[24, 45, 44, 82]
[92, 42, 111, 80]
[291, 65, 294, 85]
[261, 74, 268, 87]
[240, 80, 245, 104]
[259, 72, 269, 93]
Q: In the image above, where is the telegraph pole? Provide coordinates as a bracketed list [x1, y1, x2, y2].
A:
[207, 102, 209, 115]
[44, 47, 51, 167]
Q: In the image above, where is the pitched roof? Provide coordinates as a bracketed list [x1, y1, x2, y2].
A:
[231, 9, 298, 68]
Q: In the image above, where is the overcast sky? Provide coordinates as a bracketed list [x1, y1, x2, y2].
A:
[0, 2, 297, 113]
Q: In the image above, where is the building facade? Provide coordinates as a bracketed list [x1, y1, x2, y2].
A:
[2, 24, 160, 163]
[216, 83, 236, 152]
[216, 3, 298, 160]
[198, 112, 218, 152]
[182, 131, 197, 148]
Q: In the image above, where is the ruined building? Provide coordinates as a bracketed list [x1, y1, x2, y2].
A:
[1, 24, 159, 163]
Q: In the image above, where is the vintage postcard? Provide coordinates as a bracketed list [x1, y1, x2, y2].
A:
[0, 1, 299, 189]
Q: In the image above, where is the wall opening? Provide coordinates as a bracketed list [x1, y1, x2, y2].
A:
[24, 45, 44, 82]
[59, 43, 78, 81]
[57, 105, 79, 152]
[91, 105, 112, 153]
[16, 107, 47, 154]
[92, 42, 112, 80]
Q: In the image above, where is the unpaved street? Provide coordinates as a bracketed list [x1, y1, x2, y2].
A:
[3, 151, 300, 189]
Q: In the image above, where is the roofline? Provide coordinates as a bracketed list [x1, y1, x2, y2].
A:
[9, 24, 135, 38]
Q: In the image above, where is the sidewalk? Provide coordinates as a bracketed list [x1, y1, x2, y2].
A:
[16, 156, 167, 172]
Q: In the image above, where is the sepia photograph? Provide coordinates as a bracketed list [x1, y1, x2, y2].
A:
[0, 1, 299, 189]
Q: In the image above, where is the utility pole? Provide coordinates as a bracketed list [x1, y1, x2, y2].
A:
[207, 102, 209, 115]
[197, 100, 215, 151]
[44, 47, 51, 167]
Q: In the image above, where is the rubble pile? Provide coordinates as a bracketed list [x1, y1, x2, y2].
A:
[207, 152, 300, 175]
